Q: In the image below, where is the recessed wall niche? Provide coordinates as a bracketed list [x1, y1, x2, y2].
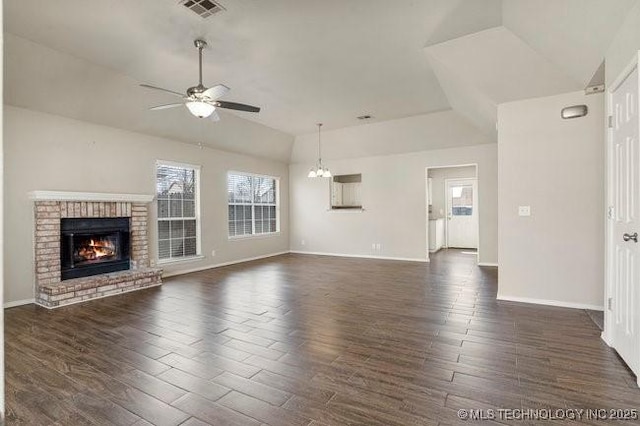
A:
[330, 174, 362, 210]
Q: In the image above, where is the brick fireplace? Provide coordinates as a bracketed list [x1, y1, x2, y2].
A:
[29, 191, 163, 308]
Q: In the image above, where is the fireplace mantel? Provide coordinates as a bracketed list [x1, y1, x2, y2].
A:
[28, 190, 154, 203]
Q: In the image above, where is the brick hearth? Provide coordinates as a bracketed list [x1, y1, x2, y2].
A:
[31, 193, 162, 308]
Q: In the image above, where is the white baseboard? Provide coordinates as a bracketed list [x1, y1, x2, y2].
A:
[497, 294, 604, 311]
[601, 331, 613, 346]
[4, 298, 35, 308]
[289, 250, 427, 263]
[478, 262, 498, 267]
[163, 251, 291, 278]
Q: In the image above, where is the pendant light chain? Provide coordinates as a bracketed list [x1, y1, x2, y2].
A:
[318, 123, 322, 168]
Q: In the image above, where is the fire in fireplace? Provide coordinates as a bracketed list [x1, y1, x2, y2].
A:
[61, 217, 131, 280]
[76, 236, 117, 262]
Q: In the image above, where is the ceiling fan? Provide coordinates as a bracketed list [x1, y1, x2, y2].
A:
[140, 39, 260, 121]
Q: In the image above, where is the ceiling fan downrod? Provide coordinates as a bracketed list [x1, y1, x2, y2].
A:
[194, 39, 207, 88]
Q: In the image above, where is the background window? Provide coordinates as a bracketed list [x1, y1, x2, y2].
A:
[451, 185, 473, 216]
[157, 162, 200, 261]
[228, 172, 279, 238]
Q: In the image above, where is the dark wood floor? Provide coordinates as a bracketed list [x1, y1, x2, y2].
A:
[5, 250, 640, 425]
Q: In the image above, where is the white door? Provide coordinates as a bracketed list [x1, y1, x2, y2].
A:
[446, 179, 478, 249]
[609, 64, 640, 376]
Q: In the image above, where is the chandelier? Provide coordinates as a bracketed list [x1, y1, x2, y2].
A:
[308, 123, 332, 178]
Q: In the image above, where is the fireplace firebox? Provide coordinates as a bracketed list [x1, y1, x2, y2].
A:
[61, 217, 130, 280]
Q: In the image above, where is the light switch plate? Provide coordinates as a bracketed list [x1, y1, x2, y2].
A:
[518, 206, 531, 217]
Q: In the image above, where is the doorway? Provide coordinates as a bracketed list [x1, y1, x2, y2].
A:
[426, 165, 479, 262]
[604, 54, 640, 385]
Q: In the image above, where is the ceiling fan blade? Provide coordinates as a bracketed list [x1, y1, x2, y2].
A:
[140, 84, 185, 98]
[203, 84, 230, 100]
[210, 110, 220, 122]
[215, 101, 261, 113]
[149, 103, 184, 111]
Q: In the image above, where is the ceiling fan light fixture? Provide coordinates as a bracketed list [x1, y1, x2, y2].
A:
[142, 39, 260, 121]
[186, 101, 215, 118]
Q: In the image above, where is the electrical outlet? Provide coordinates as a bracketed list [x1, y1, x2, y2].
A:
[372, 243, 377, 250]
[518, 206, 531, 217]
[301, 239, 306, 246]
[211, 250, 216, 257]
[375, 243, 382, 251]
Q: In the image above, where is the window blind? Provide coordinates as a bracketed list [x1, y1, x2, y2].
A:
[228, 172, 278, 237]
[157, 163, 199, 260]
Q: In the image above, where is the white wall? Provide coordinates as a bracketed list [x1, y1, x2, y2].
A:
[290, 142, 497, 264]
[428, 165, 476, 220]
[498, 91, 604, 309]
[4, 106, 290, 304]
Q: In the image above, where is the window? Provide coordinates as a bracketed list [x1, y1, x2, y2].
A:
[451, 185, 473, 216]
[156, 161, 200, 261]
[228, 172, 279, 238]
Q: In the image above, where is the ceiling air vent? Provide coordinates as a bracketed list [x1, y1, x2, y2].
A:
[179, 0, 225, 18]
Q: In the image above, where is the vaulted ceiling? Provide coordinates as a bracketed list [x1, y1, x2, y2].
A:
[4, 0, 637, 160]
[425, 0, 636, 136]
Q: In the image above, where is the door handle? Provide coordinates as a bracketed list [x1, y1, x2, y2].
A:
[623, 232, 638, 243]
